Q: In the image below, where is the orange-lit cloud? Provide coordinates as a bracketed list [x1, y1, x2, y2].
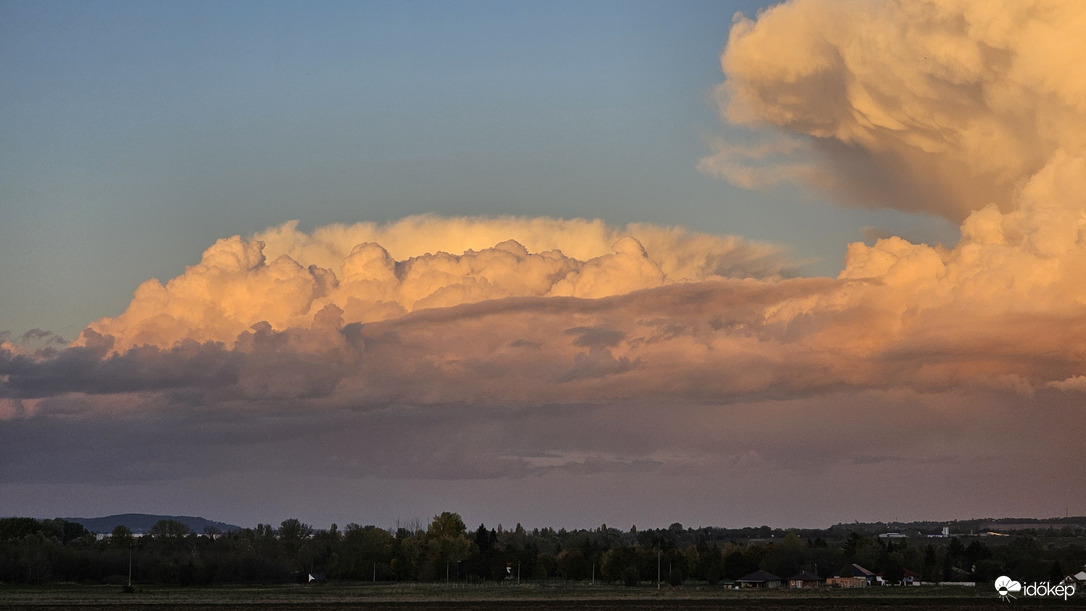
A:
[5, 0, 1083, 416]
[703, 0, 1086, 221]
[76, 216, 793, 352]
[54, 0, 1084, 403]
[2, 0, 1086, 527]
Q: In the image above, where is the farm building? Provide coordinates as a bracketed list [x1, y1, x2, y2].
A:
[737, 570, 783, 589]
[788, 570, 823, 588]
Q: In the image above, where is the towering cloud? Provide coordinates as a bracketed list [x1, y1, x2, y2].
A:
[696, 0, 1086, 393]
[3, 0, 1083, 418]
[703, 0, 1086, 221]
[2, 0, 1085, 527]
[2, 0, 1084, 412]
[77, 217, 792, 352]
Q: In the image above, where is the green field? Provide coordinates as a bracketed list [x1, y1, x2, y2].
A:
[3, 583, 1077, 610]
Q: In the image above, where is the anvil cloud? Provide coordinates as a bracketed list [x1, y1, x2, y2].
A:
[2, 0, 1085, 528]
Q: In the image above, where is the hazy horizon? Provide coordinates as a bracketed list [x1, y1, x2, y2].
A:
[30, 510, 1086, 535]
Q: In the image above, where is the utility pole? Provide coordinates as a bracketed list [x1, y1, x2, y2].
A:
[657, 548, 661, 590]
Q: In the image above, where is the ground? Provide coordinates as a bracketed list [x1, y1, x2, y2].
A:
[3, 582, 1078, 610]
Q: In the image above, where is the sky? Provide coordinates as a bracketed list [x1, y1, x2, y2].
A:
[1, 0, 1083, 531]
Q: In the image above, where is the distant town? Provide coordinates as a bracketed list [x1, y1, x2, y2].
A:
[2, 513, 1084, 589]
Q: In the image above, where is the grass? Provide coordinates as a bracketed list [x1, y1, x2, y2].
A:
[1, 582, 1078, 609]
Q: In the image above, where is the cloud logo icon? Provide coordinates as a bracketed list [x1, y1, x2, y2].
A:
[995, 575, 1022, 601]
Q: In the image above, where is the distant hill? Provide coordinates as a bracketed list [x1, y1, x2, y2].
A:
[66, 513, 241, 534]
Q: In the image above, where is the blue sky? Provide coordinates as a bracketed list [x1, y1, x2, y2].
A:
[13, 0, 1079, 532]
[1, 0, 957, 339]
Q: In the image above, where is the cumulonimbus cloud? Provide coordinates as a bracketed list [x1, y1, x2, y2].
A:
[702, 0, 1086, 222]
[71, 216, 793, 352]
[1, 0, 1082, 415]
[2, 0, 1085, 521]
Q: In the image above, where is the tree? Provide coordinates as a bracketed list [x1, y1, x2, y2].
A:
[964, 540, 990, 569]
[721, 546, 758, 580]
[883, 552, 905, 585]
[465, 524, 498, 580]
[426, 512, 472, 582]
[921, 544, 938, 582]
[762, 533, 806, 578]
[696, 544, 724, 585]
[278, 518, 314, 575]
[947, 537, 966, 569]
[392, 528, 425, 581]
[474, 524, 494, 553]
[111, 525, 134, 547]
[1049, 560, 1065, 583]
[17, 533, 54, 583]
[601, 547, 638, 583]
[428, 512, 468, 541]
[0, 518, 41, 542]
[843, 531, 863, 559]
[556, 550, 588, 581]
[278, 518, 314, 543]
[339, 524, 393, 580]
[150, 519, 190, 540]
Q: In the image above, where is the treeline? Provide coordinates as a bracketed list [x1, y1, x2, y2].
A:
[1, 513, 1083, 586]
[831, 518, 1086, 539]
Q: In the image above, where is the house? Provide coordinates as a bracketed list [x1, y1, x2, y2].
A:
[849, 563, 878, 586]
[788, 570, 823, 588]
[737, 570, 783, 589]
[879, 568, 923, 586]
[827, 576, 867, 588]
[828, 564, 877, 588]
